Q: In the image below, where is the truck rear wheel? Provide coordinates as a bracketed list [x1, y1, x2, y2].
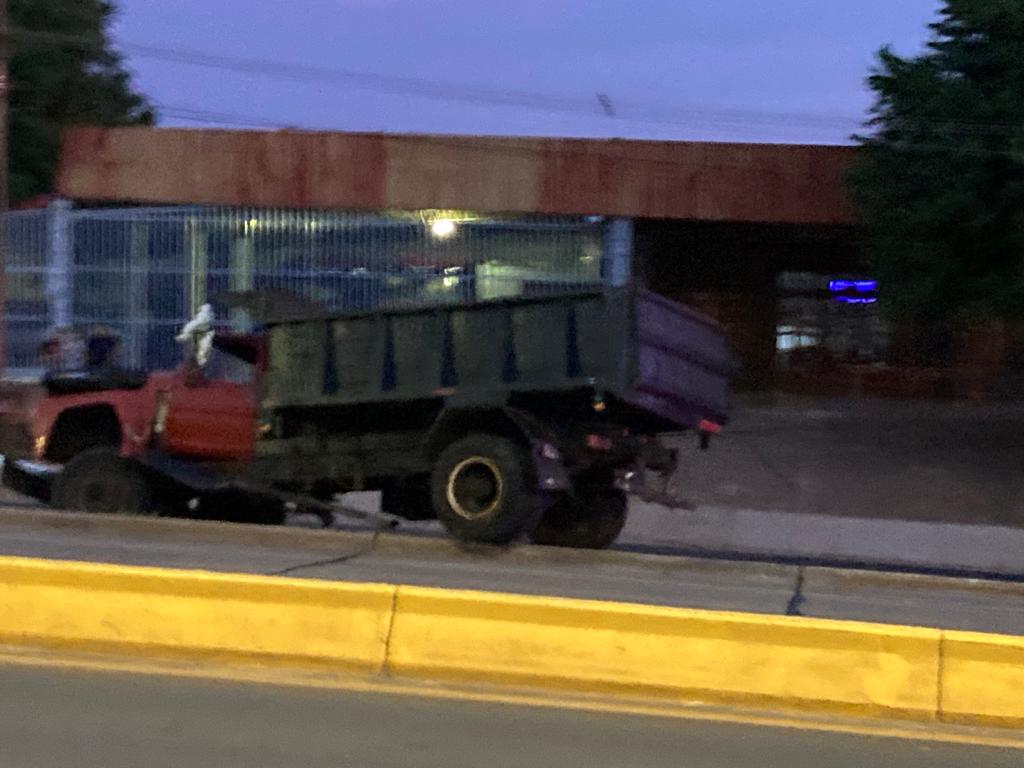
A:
[52, 448, 155, 516]
[530, 489, 628, 550]
[431, 435, 542, 544]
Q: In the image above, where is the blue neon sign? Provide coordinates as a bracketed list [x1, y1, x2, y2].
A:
[829, 279, 878, 305]
[829, 280, 878, 293]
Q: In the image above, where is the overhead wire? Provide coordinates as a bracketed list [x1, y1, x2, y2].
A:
[153, 101, 1024, 174]
[12, 27, 865, 136]
[19, 26, 1024, 141]
[17, 27, 1024, 163]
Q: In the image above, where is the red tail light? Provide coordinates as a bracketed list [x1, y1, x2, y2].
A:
[586, 433, 614, 451]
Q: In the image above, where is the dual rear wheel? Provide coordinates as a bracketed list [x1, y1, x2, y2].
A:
[430, 435, 544, 545]
[428, 435, 628, 549]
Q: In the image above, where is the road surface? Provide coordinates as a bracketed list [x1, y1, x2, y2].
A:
[0, 663, 1018, 768]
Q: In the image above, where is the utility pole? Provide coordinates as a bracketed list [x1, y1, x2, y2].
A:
[0, 0, 9, 372]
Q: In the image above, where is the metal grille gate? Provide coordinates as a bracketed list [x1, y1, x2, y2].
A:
[4, 203, 629, 375]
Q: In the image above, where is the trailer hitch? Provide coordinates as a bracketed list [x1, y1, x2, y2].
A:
[617, 449, 696, 512]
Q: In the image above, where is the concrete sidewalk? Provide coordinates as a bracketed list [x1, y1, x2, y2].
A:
[619, 503, 1024, 578]
[668, 395, 1024, 528]
[613, 396, 1024, 577]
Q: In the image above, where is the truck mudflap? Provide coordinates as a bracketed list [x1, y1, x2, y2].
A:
[501, 409, 572, 493]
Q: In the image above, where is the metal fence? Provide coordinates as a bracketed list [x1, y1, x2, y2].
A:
[5, 209, 52, 374]
[4, 204, 628, 374]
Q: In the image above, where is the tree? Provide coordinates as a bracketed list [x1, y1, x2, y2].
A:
[847, 0, 1024, 343]
[9, 0, 154, 203]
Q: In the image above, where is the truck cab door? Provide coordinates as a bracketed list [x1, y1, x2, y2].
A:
[161, 337, 260, 461]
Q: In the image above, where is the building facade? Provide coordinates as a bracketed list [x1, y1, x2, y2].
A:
[8, 127, 981, 393]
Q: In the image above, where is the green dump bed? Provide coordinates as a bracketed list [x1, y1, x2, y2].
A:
[263, 287, 732, 429]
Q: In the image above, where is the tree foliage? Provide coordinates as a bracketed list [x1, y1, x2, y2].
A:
[9, 0, 154, 203]
[848, 0, 1024, 329]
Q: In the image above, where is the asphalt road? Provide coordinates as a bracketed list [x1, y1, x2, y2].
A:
[1, 664, 1019, 768]
[2, 508, 1023, 635]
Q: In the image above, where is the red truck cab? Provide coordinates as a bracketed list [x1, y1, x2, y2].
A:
[3, 333, 268, 517]
[29, 333, 262, 465]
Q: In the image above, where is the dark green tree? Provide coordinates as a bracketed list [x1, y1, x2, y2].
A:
[9, 0, 154, 203]
[848, 0, 1024, 343]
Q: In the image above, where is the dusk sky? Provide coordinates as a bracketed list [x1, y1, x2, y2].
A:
[113, 0, 941, 144]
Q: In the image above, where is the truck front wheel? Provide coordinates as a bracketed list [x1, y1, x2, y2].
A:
[431, 435, 543, 544]
[52, 448, 155, 516]
[529, 489, 628, 550]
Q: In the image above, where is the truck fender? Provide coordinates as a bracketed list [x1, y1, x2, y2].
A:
[425, 407, 571, 493]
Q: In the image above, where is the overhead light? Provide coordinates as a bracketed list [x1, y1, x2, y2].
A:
[430, 219, 457, 239]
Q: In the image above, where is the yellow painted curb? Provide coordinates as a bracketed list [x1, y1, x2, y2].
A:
[0, 556, 395, 672]
[941, 631, 1024, 727]
[1, 555, 1021, 728]
[387, 586, 941, 720]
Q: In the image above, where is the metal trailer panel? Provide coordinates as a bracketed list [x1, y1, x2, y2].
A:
[626, 290, 733, 426]
[263, 289, 732, 430]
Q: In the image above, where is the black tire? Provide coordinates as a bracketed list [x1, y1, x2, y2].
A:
[52, 448, 154, 516]
[431, 435, 544, 544]
[530, 489, 628, 550]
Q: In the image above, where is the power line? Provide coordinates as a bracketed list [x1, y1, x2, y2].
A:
[32, 25, 1024, 144]
[12, 27, 866, 135]
[125, 41, 866, 133]
[19, 28, 1024, 160]
[21, 25, 1024, 144]
[151, 102, 856, 185]
[154, 100, 1024, 171]
[157, 104, 288, 129]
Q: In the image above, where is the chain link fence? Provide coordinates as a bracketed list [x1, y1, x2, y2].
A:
[4, 204, 625, 375]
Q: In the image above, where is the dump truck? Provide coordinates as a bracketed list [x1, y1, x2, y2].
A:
[1, 287, 733, 548]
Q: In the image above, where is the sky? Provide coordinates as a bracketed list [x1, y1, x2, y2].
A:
[112, 0, 942, 145]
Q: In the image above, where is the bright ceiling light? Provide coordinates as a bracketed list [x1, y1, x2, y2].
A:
[430, 219, 457, 239]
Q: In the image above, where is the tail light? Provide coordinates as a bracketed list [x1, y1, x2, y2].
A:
[586, 433, 614, 452]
